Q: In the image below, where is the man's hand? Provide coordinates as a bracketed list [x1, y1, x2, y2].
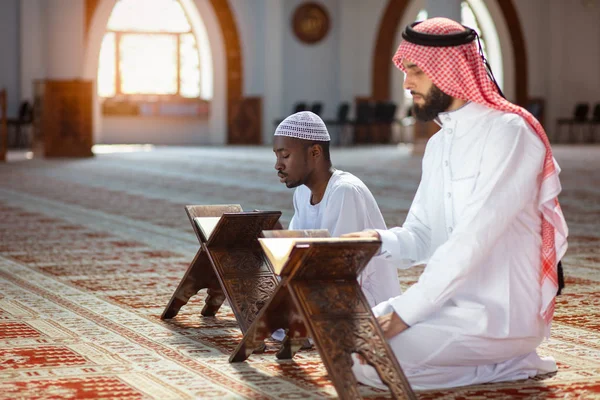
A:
[340, 229, 381, 240]
[356, 312, 408, 365]
[377, 312, 409, 339]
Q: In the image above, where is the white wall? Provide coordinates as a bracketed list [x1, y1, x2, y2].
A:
[339, 0, 387, 108]
[20, 0, 45, 104]
[0, 0, 20, 117]
[101, 116, 214, 145]
[282, 0, 341, 122]
[45, 0, 85, 79]
[427, 0, 461, 21]
[519, 0, 600, 133]
[229, 0, 276, 143]
[229, 0, 265, 97]
[263, 0, 285, 143]
[13, 0, 600, 144]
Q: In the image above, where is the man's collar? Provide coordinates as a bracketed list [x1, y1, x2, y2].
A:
[434, 101, 491, 126]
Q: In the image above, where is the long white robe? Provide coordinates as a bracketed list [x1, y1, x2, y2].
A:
[289, 169, 402, 306]
[352, 102, 563, 390]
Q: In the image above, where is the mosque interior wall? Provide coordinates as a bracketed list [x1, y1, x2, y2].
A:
[1, 0, 598, 145]
[0, 0, 21, 117]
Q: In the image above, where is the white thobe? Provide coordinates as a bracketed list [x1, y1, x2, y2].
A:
[289, 170, 402, 306]
[352, 102, 561, 390]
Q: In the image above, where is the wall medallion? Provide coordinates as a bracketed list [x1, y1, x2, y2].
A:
[292, 2, 330, 44]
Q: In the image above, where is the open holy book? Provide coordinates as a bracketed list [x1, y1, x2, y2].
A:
[259, 235, 380, 274]
[193, 217, 221, 242]
[192, 210, 281, 243]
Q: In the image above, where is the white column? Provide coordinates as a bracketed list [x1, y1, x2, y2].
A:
[44, 0, 85, 79]
[0, 0, 20, 116]
[20, 0, 46, 103]
[263, 0, 284, 143]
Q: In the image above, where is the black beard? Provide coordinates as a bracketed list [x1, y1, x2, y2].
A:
[412, 85, 453, 122]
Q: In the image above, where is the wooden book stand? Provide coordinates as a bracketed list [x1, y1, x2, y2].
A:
[161, 205, 282, 333]
[230, 237, 416, 399]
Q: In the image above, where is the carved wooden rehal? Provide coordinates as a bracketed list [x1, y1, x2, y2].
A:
[161, 205, 282, 333]
[230, 240, 416, 399]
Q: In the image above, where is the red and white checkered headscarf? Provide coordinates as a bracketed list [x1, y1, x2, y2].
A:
[394, 18, 568, 329]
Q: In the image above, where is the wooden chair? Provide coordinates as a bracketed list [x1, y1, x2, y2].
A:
[6, 101, 34, 148]
[310, 102, 323, 116]
[372, 101, 397, 144]
[588, 103, 600, 143]
[555, 103, 590, 143]
[324, 102, 351, 146]
[351, 99, 375, 144]
[273, 102, 309, 127]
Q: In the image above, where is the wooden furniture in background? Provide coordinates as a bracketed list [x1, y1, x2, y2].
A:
[33, 80, 93, 158]
[412, 120, 440, 156]
[229, 97, 262, 144]
[0, 89, 6, 162]
[230, 239, 416, 400]
[102, 98, 210, 118]
[162, 205, 282, 334]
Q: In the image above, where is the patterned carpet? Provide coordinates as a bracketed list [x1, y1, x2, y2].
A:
[1, 145, 599, 399]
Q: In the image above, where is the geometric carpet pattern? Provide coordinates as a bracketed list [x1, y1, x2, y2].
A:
[1, 145, 599, 399]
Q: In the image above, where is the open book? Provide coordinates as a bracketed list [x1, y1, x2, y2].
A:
[193, 217, 221, 242]
[262, 229, 330, 239]
[259, 236, 379, 274]
[193, 211, 281, 243]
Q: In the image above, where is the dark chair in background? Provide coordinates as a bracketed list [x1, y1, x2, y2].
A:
[310, 102, 323, 116]
[555, 103, 589, 143]
[351, 100, 375, 144]
[7, 101, 34, 148]
[0, 89, 6, 162]
[589, 103, 600, 143]
[324, 102, 350, 146]
[274, 102, 309, 127]
[371, 101, 397, 143]
[334, 102, 350, 124]
[293, 102, 308, 114]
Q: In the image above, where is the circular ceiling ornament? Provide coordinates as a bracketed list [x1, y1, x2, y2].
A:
[292, 2, 330, 45]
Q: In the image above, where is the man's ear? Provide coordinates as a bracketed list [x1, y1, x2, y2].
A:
[310, 144, 322, 159]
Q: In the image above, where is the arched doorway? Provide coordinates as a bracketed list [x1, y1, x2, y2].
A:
[83, 0, 244, 145]
[372, 0, 527, 106]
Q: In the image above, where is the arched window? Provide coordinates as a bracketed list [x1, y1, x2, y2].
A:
[98, 0, 201, 99]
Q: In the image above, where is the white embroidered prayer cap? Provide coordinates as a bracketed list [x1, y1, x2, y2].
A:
[274, 111, 330, 142]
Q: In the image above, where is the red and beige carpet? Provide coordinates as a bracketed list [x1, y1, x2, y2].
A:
[1, 145, 598, 399]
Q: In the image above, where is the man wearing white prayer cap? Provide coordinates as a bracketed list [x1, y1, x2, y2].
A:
[272, 111, 402, 308]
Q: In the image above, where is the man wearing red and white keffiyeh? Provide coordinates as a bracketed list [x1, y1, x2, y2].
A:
[346, 18, 568, 390]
